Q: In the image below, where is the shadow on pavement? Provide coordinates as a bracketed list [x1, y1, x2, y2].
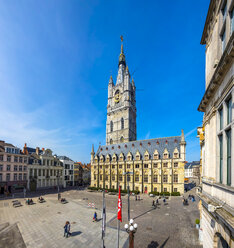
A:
[147, 241, 159, 247]
[160, 236, 170, 247]
[133, 207, 157, 220]
[147, 236, 170, 248]
[71, 231, 82, 236]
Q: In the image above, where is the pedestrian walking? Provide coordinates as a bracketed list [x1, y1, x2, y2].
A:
[152, 200, 155, 207]
[156, 199, 159, 205]
[163, 198, 166, 205]
[135, 195, 137, 201]
[67, 221, 71, 237]
[64, 221, 68, 238]
[93, 211, 97, 222]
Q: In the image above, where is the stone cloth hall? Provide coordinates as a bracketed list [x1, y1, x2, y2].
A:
[90, 41, 186, 194]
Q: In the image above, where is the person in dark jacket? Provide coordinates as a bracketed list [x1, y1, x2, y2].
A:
[67, 222, 71, 236]
[64, 221, 68, 237]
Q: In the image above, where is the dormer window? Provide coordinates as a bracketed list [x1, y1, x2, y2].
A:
[153, 154, 159, 160]
[173, 148, 179, 159]
[174, 153, 178, 158]
[163, 153, 168, 159]
[156, 141, 159, 145]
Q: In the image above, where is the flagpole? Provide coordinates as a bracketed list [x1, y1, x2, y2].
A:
[102, 190, 105, 248]
[117, 186, 122, 248]
[117, 219, 119, 248]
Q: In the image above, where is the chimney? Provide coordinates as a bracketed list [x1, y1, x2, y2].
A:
[36, 147, 40, 155]
[42, 148, 45, 151]
[24, 143, 27, 148]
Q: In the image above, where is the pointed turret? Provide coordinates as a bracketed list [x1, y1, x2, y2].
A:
[125, 65, 129, 75]
[109, 75, 114, 85]
[132, 78, 135, 88]
[91, 144, 95, 164]
[181, 129, 186, 144]
[180, 129, 186, 161]
[118, 40, 126, 67]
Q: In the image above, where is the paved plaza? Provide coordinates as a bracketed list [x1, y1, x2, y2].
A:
[0, 188, 201, 248]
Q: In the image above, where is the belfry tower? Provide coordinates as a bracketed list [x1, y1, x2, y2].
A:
[106, 37, 137, 145]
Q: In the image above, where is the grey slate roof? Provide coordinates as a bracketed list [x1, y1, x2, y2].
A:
[96, 136, 181, 159]
[26, 147, 43, 155]
[184, 161, 200, 169]
[57, 156, 73, 161]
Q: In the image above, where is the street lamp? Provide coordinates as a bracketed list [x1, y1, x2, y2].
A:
[123, 171, 133, 221]
[57, 171, 60, 200]
[124, 219, 138, 248]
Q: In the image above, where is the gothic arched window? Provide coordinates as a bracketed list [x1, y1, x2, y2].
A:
[121, 118, 124, 130]
[110, 121, 113, 132]
[110, 139, 113, 144]
[120, 136, 124, 143]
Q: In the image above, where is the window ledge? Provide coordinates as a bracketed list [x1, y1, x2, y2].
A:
[203, 180, 234, 193]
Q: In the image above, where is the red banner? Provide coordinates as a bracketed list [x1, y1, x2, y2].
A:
[117, 186, 122, 222]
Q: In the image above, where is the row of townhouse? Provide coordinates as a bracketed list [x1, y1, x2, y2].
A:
[0, 140, 89, 195]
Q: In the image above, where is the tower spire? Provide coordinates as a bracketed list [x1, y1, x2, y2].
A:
[119, 35, 126, 67]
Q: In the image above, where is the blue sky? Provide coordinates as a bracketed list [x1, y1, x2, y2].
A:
[0, 0, 209, 162]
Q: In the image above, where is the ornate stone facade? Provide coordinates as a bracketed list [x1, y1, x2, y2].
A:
[198, 0, 234, 247]
[91, 135, 185, 194]
[91, 40, 186, 194]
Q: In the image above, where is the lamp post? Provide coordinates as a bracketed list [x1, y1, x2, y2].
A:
[123, 171, 133, 221]
[57, 171, 60, 200]
[124, 219, 138, 248]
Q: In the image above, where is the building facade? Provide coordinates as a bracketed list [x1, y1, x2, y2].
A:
[198, 0, 234, 247]
[91, 134, 186, 194]
[82, 163, 91, 186]
[91, 40, 186, 194]
[58, 156, 74, 187]
[23, 145, 63, 191]
[184, 161, 200, 178]
[0, 141, 28, 195]
[74, 162, 83, 186]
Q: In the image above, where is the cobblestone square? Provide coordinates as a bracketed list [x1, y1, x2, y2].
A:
[0, 188, 201, 248]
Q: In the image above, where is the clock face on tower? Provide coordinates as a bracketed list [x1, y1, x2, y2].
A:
[114, 90, 120, 103]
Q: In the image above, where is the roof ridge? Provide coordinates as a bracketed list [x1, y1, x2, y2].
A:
[100, 136, 181, 147]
